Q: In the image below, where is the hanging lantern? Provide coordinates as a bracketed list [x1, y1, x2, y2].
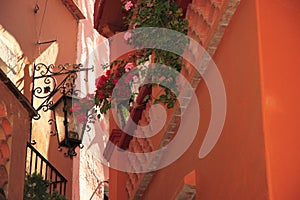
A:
[50, 95, 86, 157]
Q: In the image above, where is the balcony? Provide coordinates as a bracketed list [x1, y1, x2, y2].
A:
[94, 0, 130, 38]
[94, 0, 192, 38]
[25, 142, 67, 197]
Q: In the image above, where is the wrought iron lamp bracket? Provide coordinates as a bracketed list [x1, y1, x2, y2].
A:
[31, 63, 94, 120]
[30, 63, 94, 148]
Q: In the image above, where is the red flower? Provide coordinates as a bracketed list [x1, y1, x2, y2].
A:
[97, 90, 105, 99]
[114, 69, 120, 77]
[112, 77, 120, 84]
[106, 69, 111, 76]
[96, 75, 108, 88]
[107, 89, 113, 95]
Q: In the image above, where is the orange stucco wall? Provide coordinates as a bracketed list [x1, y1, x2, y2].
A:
[134, 0, 270, 199]
[0, 0, 77, 64]
[101, 0, 300, 199]
[134, 0, 300, 199]
[129, 1, 268, 200]
[194, 0, 268, 199]
[257, 0, 300, 199]
[0, 0, 79, 199]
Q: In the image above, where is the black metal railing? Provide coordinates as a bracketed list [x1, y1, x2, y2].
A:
[25, 142, 67, 196]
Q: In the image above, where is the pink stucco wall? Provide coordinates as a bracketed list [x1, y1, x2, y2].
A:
[76, 0, 110, 199]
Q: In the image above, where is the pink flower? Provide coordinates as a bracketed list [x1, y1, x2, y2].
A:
[132, 75, 138, 83]
[124, 31, 132, 41]
[125, 62, 134, 72]
[76, 113, 87, 124]
[86, 93, 94, 98]
[85, 100, 94, 108]
[133, 23, 138, 29]
[147, 2, 153, 7]
[73, 102, 81, 109]
[125, 1, 133, 11]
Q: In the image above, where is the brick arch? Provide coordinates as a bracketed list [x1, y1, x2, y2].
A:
[0, 140, 9, 165]
[0, 102, 11, 195]
[0, 119, 12, 137]
[0, 102, 6, 118]
[0, 102, 11, 139]
[0, 127, 5, 141]
[0, 165, 8, 188]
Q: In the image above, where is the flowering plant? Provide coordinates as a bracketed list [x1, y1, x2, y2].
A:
[69, 94, 94, 124]
[121, 0, 189, 108]
[123, 0, 187, 31]
[95, 58, 140, 114]
[122, 0, 188, 72]
[90, 0, 189, 116]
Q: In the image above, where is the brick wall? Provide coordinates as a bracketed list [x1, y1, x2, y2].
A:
[123, 0, 241, 199]
[0, 76, 34, 200]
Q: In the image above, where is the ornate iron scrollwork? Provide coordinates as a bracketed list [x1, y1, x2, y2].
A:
[30, 63, 94, 146]
[31, 63, 93, 119]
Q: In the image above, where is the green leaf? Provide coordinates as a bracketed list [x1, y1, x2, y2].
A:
[159, 94, 168, 102]
[167, 101, 175, 109]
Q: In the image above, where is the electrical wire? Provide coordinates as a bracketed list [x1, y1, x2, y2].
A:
[38, 0, 49, 42]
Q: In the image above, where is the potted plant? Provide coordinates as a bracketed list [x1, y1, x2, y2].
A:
[24, 173, 67, 200]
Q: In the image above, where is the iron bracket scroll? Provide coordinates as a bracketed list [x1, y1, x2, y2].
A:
[31, 63, 94, 120]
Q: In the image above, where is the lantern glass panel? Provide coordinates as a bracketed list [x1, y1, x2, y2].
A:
[52, 97, 66, 145]
[67, 96, 86, 142]
[51, 95, 86, 147]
